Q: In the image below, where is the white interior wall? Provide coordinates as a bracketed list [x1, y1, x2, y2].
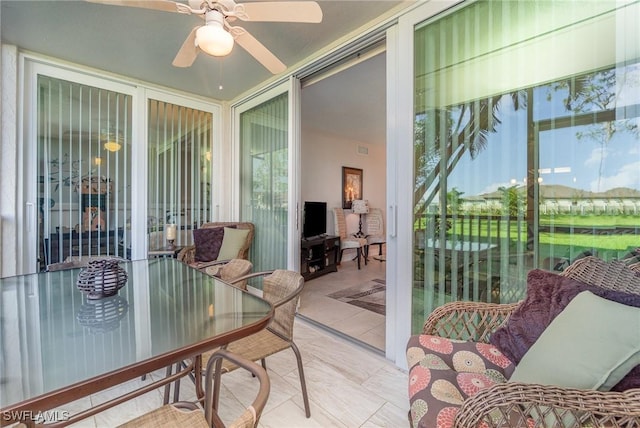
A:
[301, 127, 386, 238]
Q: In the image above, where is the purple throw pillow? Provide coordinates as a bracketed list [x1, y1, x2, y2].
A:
[193, 226, 235, 262]
[489, 268, 640, 391]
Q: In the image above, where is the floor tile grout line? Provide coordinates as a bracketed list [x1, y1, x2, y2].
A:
[296, 315, 385, 357]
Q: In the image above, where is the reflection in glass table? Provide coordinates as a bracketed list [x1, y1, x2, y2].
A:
[0, 258, 272, 426]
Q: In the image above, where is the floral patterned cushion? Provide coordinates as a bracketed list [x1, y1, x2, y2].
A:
[406, 335, 515, 428]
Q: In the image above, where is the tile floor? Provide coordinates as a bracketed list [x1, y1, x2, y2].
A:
[45, 250, 409, 427]
[298, 250, 387, 351]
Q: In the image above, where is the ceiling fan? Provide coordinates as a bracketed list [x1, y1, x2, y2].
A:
[86, 0, 323, 74]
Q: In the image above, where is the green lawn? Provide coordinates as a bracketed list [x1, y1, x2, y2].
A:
[416, 213, 640, 258]
[539, 214, 640, 227]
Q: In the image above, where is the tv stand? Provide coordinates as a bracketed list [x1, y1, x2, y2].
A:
[300, 235, 340, 281]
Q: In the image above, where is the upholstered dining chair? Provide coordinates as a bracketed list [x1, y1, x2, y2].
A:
[332, 207, 368, 269]
[364, 207, 386, 257]
[204, 259, 253, 291]
[119, 349, 270, 428]
[198, 270, 311, 418]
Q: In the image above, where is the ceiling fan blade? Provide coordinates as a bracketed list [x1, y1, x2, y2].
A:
[232, 27, 286, 74]
[172, 27, 199, 67]
[238, 1, 322, 23]
[85, 0, 181, 13]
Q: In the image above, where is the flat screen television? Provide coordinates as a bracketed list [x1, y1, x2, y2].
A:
[303, 201, 327, 239]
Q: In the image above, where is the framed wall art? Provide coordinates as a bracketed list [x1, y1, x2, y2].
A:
[342, 166, 363, 209]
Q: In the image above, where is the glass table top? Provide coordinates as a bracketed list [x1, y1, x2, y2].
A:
[0, 258, 272, 409]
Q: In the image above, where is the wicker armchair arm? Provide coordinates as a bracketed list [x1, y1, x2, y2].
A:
[177, 245, 196, 264]
[422, 300, 521, 343]
[455, 382, 640, 428]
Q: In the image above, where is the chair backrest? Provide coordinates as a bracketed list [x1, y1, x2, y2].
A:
[332, 208, 348, 239]
[262, 270, 305, 340]
[204, 349, 270, 428]
[560, 256, 640, 294]
[200, 222, 255, 260]
[365, 208, 384, 236]
[219, 259, 253, 290]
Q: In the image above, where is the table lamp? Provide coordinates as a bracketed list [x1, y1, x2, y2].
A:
[166, 224, 177, 248]
[352, 199, 369, 238]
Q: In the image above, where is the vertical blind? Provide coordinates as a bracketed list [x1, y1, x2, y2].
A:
[37, 78, 214, 269]
[240, 93, 289, 274]
[147, 100, 213, 250]
[412, 0, 640, 332]
[38, 76, 131, 269]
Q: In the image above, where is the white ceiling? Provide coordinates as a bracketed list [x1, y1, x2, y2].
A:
[1, 0, 410, 102]
[302, 51, 386, 146]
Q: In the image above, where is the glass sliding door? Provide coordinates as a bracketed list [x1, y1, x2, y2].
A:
[146, 99, 214, 252]
[37, 75, 132, 270]
[409, 0, 640, 333]
[237, 88, 293, 275]
[536, 68, 640, 267]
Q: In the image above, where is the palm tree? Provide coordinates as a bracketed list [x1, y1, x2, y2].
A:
[414, 92, 526, 217]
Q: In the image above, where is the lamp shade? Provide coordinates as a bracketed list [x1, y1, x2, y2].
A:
[196, 15, 234, 57]
[352, 199, 369, 214]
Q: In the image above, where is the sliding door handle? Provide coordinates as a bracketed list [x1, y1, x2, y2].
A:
[388, 205, 397, 238]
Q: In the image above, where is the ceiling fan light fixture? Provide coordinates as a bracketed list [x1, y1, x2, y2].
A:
[196, 15, 234, 57]
[100, 127, 124, 152]
[104, 141, 122, 152]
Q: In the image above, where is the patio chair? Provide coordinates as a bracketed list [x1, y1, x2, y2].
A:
[203, 259, 253, 290]
[413, 256, 640, 427]
[332, 208, 368, 269]
[201, 269, 311, 418]
[119, 349, 270, 428]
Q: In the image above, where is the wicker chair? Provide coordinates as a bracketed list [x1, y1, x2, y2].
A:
[119, 349, 269, 428]
[420, 256, 640, 427]
[177, 222, 255, 270]
[200, 270, 311, 418]
[204, 259, 253, 291]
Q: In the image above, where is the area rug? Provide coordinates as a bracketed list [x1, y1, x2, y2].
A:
[327, 278, 386, 315]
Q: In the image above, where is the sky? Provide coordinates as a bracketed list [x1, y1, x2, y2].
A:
[446, 78, 640, 198]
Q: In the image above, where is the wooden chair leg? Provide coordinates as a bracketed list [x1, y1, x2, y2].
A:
[356, 248, 361, 269]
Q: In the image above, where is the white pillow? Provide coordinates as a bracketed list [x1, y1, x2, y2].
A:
[510, 290, 640, 391]
[217, 227, 250, 261]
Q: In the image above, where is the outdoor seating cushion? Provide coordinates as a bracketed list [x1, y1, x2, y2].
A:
[490, 268, 640, 391]
[193, 226, 229, 262]
[406, 335, 515, 428]
[510, 291, 640, 391]
[217, 227, 251, 261]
